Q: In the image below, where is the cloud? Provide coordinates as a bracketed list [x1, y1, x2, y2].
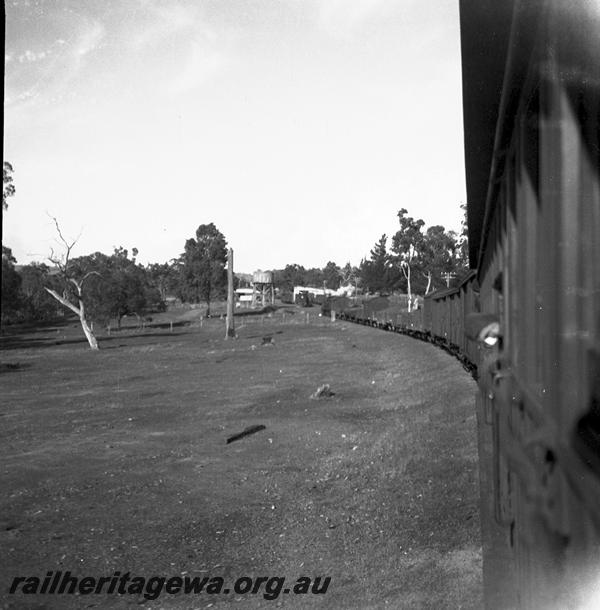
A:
[315, 0, 400, 38]
[74, 21, 105, 56]
[128, 1, 198, 50]
[18, 49, 47, 63]
[169, 42, 227, 96]
[46, 20, 106, 97]
[5, 89, 36, 105]
[122, 1, 230, 95]
[5, 16, 106, 112]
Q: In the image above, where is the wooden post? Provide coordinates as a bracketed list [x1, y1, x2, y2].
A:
[225, 248, 235, 339]
[170, 321, 173, 333]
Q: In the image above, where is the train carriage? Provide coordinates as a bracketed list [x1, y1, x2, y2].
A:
[460, 1, 600, 607]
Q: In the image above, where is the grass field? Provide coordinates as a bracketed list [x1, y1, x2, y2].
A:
[1, 307, 482, 609]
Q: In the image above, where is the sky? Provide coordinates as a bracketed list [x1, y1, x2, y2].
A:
[4, 0, 466, 273]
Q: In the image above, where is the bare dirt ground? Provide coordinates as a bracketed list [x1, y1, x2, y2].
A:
[0, 310, 482, 609]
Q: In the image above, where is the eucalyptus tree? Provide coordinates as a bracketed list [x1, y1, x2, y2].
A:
[44, 218, 100, 349]
[391, 209, 425, 310]
[178, 223, 228, 317]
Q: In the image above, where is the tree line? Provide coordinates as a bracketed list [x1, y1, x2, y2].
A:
[274, 207, 469, 306]
[2, 162, 469, 345]
[1, 223, 228, 328]
[356, 207, 469, 308]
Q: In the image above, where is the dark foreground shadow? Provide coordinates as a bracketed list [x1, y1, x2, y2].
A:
[0, 330, 186, 351]
[0, 362, 33, 373]
[233, 305, 298, 317]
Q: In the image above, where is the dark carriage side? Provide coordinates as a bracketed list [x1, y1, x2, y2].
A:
[460, 0, 600, 608]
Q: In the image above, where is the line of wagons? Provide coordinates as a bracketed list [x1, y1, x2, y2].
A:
[326, 270, 480, 377]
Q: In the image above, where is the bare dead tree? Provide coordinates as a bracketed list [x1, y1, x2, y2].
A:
[422, 270, 433, 296]
[338, 266, 360, 295]
[44, 217, 100, 350]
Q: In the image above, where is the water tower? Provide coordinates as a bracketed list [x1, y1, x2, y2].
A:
[252, 270, 274, 308]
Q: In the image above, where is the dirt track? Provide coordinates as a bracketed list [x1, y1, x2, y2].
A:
[1, 314, 482, 609]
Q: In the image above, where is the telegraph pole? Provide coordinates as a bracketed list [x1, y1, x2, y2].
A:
[442, 272, 456, 287]
[225, 248, 236, 339]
